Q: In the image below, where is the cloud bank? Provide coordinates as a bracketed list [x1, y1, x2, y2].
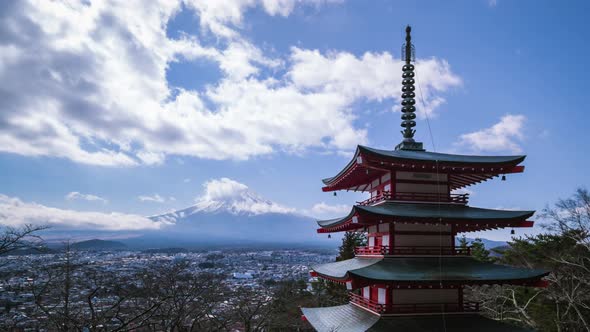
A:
[456, 114, 526, 153]
[0, 1, 461, 166]
[307, 202, 351, 218]
[0, 194, 166, 231]
[65, 191, 108, 203]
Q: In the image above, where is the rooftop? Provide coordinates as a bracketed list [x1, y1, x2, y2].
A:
[322, 146, 526, 192]
[301, 304, 533, 332]
[317, 202, 535, 233]
[311, 256, 549, 285]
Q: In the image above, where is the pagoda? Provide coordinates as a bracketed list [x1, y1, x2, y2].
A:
[301, 26, 549, 332]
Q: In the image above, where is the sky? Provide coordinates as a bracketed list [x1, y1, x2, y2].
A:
[1, 0, 589, 241]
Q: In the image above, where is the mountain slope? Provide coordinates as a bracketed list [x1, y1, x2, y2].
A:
[71, 239, 127, 250]
[128, 179, 332, 248]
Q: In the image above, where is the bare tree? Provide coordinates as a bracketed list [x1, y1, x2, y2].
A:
[541, 188, 590, 331]
[467, 285, 544, 329]
[27, 246, 227, 332]
[223, 286, 275, 332]
[467, 188, 590, 331]
[542, 188, 590, 249]
[0, 224, 47, 256]
[137, 262, 226, 331]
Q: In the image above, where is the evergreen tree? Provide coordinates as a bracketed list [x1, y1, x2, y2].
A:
[470, 238, 493, 262]
[458, 235, 469, 249]
[336, 231, 366, 261]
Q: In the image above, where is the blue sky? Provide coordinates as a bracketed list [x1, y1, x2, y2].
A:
[0, 0, 588, 240]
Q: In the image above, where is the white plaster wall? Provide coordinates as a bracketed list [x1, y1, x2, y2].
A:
[372, 178, 380, 189]
[381, 172, 391, 183]
[363, 286, 370, 299]
[378, 288, 387, 304]
[382, 235, 390, 246]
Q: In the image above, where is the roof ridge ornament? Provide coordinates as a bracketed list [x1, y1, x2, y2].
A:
[395, 25, 425, 151]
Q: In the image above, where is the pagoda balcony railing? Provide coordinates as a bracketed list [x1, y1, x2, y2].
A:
[386, 302, 480, 314]
[354, 245, 389, 256]
[354, 246, 471, 256]
[391, 246, 471, 256]
[349, 293, 479, 314]
[357, 191, 469, 206]
[349, 292, 386, 313]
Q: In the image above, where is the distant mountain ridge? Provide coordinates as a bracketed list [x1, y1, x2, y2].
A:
[151, 186, 295, 223]
[34, 181, 511, 250]
[456, 237, 508, 250]
[129, 186, 329, 249]
[71, 239, 127, 250]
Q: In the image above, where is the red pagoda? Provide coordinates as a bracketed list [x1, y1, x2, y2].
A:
[301, 26, 548, 332]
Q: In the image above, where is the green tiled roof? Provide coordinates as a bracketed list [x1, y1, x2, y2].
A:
[302, 304, 533, 332]
[322, 145, 526, 185]
[312, 257, 548, 283]
[360, 146, 526, 165]
[301, 304, 380, 332]
[317, 202, 535, 229]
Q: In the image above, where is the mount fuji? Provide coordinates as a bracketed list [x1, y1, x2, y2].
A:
[123, 178, 333, 249]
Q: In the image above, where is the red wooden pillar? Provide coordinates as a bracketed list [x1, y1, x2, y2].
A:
[389, 222, 395, 255]
[386, 286, 393, 313]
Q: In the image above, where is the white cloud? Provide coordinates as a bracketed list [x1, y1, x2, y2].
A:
[0, 1, 461, 166]
[0, 194, 166, 231]
[195, 177, 295, 215]
[451, 188, 474, 196]
[183, 178, 191, 183]
[308, 202, 350, 218]
[289, 48, 462, 118]
[455, 114, 526, 153]
[185, 0, 341, 38]
[65, 191, 108, 203]
[138, 194, 166, 203]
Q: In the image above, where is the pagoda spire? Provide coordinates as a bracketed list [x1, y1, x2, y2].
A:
[396, 25, 424, 151]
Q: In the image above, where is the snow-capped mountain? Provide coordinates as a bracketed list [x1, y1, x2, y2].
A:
[126, 178, 331, 249]
[152, 179, 295, 223]
[33, 178, 334, 248]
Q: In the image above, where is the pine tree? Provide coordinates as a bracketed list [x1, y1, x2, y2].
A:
[470, 238, 493, 262]
[336, 231, 367, 261]
[458, 235, 469, 249]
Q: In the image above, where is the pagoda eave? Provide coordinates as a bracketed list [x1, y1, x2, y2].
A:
[322, 146, 526, 192]
[312, 272, 550, 290]
[301, 304, 534, 332]
[310, 257, 549, 288]
[316, 203, 535, 233]
[317, 219, 534, 234]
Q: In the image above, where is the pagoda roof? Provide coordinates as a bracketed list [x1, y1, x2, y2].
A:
[322, 145, 526, 192]
[311, 256, 548, 285]
[358, 146, 525, 165]
[301, 304, 532, 332]
[317, 202, 535, 233]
